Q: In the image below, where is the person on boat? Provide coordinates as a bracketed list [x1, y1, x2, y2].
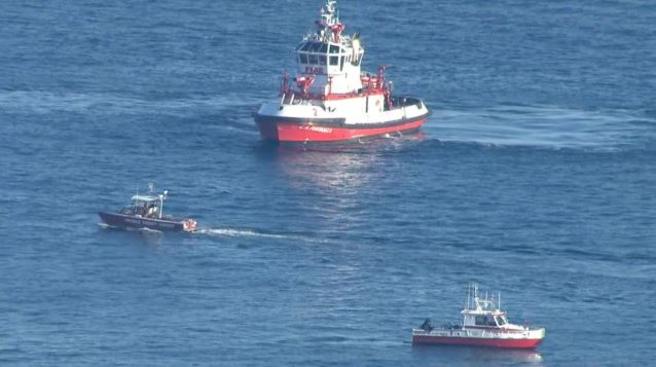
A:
[147, 204, 157, 218]
[420, 319, 433, 331]
[137, 203, 147, 217]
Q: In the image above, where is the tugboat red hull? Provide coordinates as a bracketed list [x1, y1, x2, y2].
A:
[412, 335, 543, 349]
[256, 116, 427, 143]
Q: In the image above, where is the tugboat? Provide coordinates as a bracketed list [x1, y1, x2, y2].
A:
[98, 185, 198, 232]
[254, 0, 430, 143]
[412, 284, 545, 349]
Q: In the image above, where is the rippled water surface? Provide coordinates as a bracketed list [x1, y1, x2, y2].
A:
[1, 1, 655, 366]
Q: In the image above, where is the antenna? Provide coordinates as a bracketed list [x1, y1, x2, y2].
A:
[159, 190, 167, 219]
[467, 283, 470, 309]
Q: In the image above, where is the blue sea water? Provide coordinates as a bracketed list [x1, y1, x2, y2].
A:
[1, 0, 655, 365]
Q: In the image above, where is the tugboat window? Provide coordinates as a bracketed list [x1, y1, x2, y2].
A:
[320, 44, 328, 53]
[308, 54, 318, 64]
[310, 42, 322, 52]
[329, 45, 340, 54]
[301, 42, 312, 51]
[340, 56, 345, 71]
[300, 54, 308, 63]
[319, 55, 327, 65]
[330, 56, 339, 65]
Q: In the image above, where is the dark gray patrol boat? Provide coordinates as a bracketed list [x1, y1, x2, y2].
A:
[99, 188, 197, 232]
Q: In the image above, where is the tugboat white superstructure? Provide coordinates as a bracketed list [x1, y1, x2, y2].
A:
[412, 284, 545, 349]
[255, 0, 430, 142]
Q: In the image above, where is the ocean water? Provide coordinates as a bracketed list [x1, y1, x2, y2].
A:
[1, 0, 655, 366]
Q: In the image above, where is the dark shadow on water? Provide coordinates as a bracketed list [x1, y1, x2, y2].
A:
[411, 344, 544, 366]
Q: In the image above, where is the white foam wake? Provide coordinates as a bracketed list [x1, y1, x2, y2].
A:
[426, 105, 655, 150]
[194, 228, 290, 239]
[0, 90, 262, 115]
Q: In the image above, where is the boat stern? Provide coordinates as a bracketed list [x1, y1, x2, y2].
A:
[183, 218, 198, 232]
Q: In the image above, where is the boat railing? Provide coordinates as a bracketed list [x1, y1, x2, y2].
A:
[279, 89, 424, 117]
[281, 92, 325, 107]
[389, 96, 423, 109]
[440, 322, 461, 330]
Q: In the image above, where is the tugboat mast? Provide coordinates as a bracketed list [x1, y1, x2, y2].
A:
[317, 0, 344, 43]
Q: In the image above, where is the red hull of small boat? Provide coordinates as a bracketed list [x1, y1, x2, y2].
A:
[412, 335, 543, 349]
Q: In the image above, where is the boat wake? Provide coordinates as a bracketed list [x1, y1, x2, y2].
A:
[97, 222, 163, 235]
[0, 90, 261, 116]
[97, 222, 115, 229]
[99, 222, 305, 241]
[194, 227, 292, 240]
[194, 227, 337, 245]
[136, 227, 163, 234]
[427, 105, 656, 151]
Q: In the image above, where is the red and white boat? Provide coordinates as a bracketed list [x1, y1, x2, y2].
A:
[412, 284, 545, 349]
[255, 0, 430, 143]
